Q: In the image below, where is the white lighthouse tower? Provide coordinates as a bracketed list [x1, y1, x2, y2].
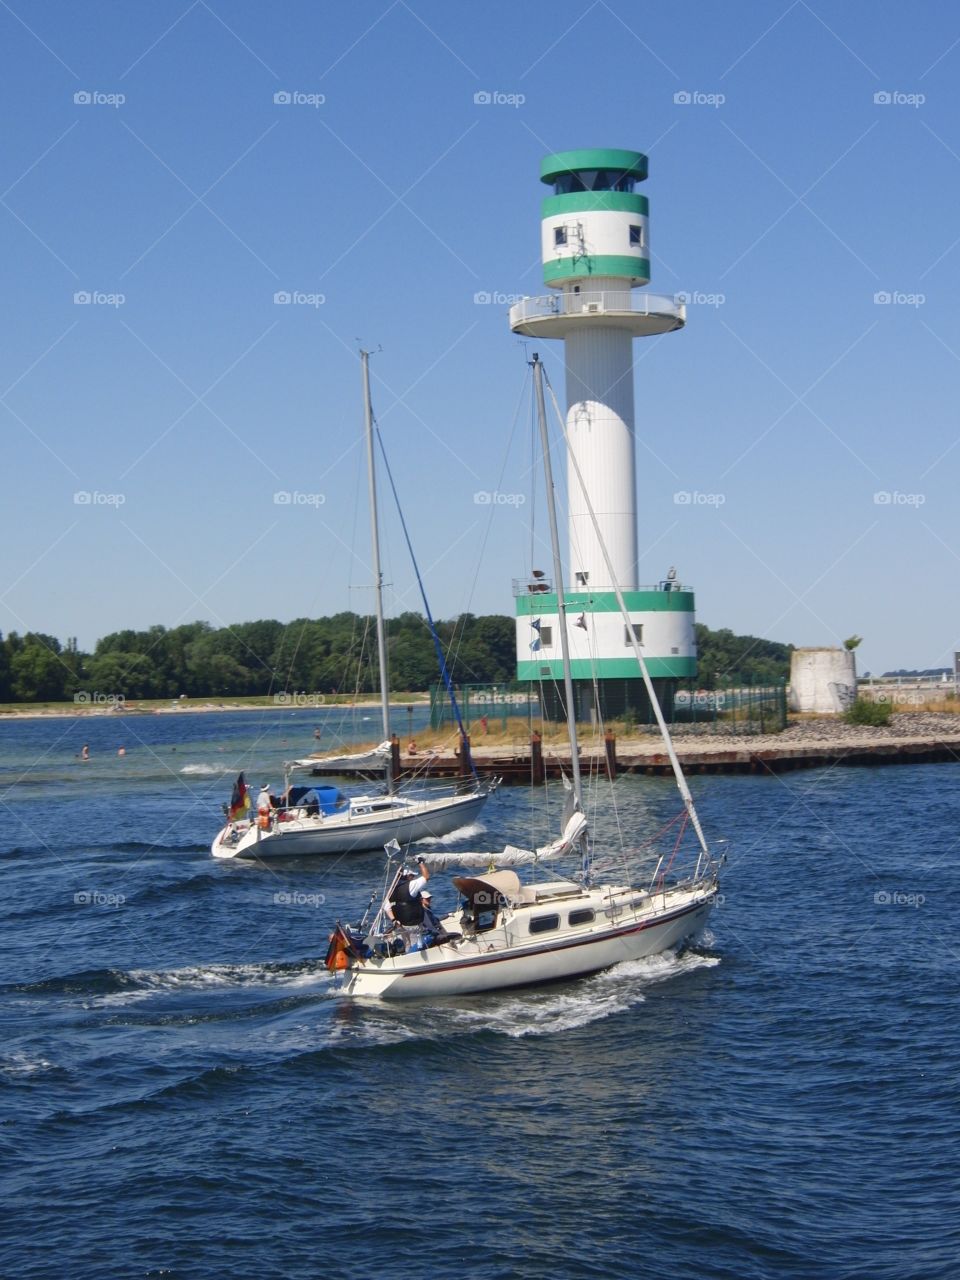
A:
[510, 148, 696, 719]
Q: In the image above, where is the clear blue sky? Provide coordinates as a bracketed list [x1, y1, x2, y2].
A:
[2, 1, 958, 676]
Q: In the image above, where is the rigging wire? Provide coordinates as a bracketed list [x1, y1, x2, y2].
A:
[372, 423, 480, 785]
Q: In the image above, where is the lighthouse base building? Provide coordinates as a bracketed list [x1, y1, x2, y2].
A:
[513, 576, 696, 723]
[509, 147, 696, 720]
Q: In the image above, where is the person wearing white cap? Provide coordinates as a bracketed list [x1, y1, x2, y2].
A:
[386, 857, 430, 927]
[256, 784, 273, 829]
[420, 887, 442, 935]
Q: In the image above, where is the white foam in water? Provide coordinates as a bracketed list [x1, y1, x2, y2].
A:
[90, 962, 331, 1007]
[418, 821, 486, 847]
[448, 949, 721, 1040]
[0, 1052, 57, 1077]
[179, 763, 229, 776]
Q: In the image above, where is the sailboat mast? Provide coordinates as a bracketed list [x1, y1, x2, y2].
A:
[542, 375, 710, 859]
[532, 354, 582, 810]
[361, 350, 392, 779]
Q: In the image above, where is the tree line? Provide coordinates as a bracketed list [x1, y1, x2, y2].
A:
[0, 616, 792, 704]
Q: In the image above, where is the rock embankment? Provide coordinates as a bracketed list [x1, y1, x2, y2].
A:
[632, 713, 960, 757]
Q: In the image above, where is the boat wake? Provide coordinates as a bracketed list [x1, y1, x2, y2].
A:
[179, 763, 230, 776]
[5, 958, 330, 1007]
[446, 949, 720, 1040]
[417, 821, 486, 847]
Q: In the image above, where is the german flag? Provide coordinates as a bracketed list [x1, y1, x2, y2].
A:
[325, 924, 355, 973]
[228, 772, 251, 821]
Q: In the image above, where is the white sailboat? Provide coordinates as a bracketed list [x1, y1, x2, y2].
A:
[325, 355, 719, 995]
[211, 351, 493, 861]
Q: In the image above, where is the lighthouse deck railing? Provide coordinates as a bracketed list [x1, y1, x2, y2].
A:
[509, 290, 685, 327]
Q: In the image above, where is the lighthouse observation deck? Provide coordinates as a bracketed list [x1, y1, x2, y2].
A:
[509, 290, 685, 338]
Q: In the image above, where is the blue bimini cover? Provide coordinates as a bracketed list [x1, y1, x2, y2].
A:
[288, 784, 344, 814]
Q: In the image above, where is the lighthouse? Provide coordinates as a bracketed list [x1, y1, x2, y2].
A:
[510, 148, 696, 720]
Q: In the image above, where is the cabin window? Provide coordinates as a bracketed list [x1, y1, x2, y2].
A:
[568, 908, 595, 926]
[629, 224, 644, 247]
[554, 227, 567, 247]
[624, 623, 643, 645]
[530, 913, 560, 934]
[540, 626, 553, 647]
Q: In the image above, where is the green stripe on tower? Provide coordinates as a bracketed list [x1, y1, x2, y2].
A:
[540, 149, 648, 183]
[517, 657, 697, 679]
[543, 255, 651, 284]
[515, 591, 694, 616]
[542, 192, 649, 217]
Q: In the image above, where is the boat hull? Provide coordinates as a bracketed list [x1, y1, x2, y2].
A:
[339, 887, 713, 998]
[211, 791, 488, 860]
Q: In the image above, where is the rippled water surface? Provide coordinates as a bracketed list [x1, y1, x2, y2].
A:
[1, 709, 958, 1279]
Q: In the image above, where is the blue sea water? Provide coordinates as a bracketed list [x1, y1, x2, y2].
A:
[1, 708, 958, 1280]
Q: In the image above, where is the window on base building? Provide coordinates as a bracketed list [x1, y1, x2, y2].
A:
[540, 626, 553, 647]
[624, 623, 643, 646]
[629, 224, 644, 247]
[554, 227, 568, 247]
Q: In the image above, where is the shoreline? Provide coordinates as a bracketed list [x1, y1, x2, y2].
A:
[305, 713, 960, 781]
[0, 698, 430, 722]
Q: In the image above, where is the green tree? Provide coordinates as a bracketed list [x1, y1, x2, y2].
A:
[86, 651, 158, 700]
[9, 634, 69, 702]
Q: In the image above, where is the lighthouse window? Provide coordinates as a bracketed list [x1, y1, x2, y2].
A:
[624, 623, 643, 646]
[629, 224, 644, 247]
[552, 170, 636, 194]
[540, 626, 553, 647]
[554, 227, 568, 247]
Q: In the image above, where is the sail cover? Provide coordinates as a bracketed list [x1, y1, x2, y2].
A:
[421, 810, 589, 871]
[288, 742, 392, 772]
